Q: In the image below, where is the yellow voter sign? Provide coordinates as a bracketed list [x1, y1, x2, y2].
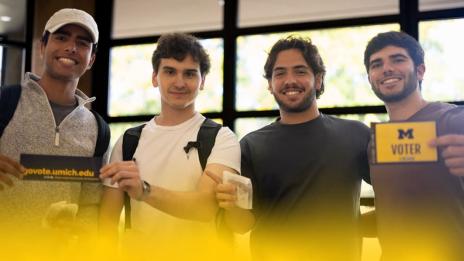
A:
[373, 121, 438, 163]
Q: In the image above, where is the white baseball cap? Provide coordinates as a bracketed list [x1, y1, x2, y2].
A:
[44, 8, 99, 44]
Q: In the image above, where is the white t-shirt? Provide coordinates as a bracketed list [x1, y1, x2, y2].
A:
[104, 112, 240, 243]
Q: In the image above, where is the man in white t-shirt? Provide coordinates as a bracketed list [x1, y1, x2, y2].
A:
[99, 33, 241, 258]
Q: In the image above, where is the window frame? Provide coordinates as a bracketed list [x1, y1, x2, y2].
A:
[92, 0, 464, 205]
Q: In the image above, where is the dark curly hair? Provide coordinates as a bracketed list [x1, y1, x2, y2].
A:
[263, 35, 326, 98]
[364, 31, 424, 72]
[152, 33, 210, 76]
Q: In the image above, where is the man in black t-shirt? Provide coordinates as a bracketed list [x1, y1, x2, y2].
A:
[210, 36, 371, 261]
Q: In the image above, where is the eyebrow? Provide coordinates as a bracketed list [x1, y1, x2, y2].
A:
[53, 29, 92, 43]
[161, 66, 198, 73]
[369, 58, 382, 66]
[292, 65, 309, 70]
[76, 35, 92, 43]
[389, 53, 408, 60]
[274, 65, 309, 71]
[369, 53, 409, 66]
[184, 68, 199, 73]
[161, 66, 176, 71]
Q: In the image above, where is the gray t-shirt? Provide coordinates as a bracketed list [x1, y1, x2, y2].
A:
[49, 99, 77, 125]
[370, 102, 464, 261]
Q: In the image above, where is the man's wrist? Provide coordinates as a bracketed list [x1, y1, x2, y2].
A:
[137, 180, 151, 201]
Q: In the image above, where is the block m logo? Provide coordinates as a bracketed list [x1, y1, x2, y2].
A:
[398, 128, 414, 139]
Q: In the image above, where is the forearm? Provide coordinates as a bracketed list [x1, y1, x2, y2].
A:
[99, 187, 124, 240]
[143, 186, 218, 222]
[224, 208, 255, 234]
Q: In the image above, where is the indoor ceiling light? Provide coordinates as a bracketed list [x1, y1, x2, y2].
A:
[1, 16, 11, 22]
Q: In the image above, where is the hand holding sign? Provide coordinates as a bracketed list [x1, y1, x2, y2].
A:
[206, 170, 238, 210]
[99, 160, 144, 200]
[372, 121, 438, 163]
[0, 154, 25, 190]
[430, 134, 464, 176]
[206, 170, 252, 209]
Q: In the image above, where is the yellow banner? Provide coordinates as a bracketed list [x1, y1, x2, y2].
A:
[372, 121, 437, 163]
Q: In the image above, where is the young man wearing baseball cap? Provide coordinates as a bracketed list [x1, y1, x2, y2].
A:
[0, 8, 108, 255]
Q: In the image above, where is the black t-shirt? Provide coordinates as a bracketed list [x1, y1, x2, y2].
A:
[241, 114, 370, 260]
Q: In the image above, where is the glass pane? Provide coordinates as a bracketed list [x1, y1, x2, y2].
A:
[109, 44, 156, 117]
[361, 180, 375, 198]
[2, 45, 24, 85]
[109, 38, 223, 117]
[419, 0, 464, 11]
[234, 117, 278, 140]
[109, 122, 144, 148]
[0, 46, 2, 84]
[0, 0, 27, 42]
[419, 18, 464, 102]
[236, 24, 400, 111]
[338, 113, 389, 127]
[113, 0, 222, 38]
[239, 0, 398, 28]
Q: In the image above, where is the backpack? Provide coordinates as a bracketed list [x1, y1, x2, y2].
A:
[121, 118, 221, 228]
[0, 84, 110, 157]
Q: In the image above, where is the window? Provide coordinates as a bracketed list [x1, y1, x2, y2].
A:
[109, 38, 224, 117]
[419, 18, 464, 102]
[236, 24, 400, 112]
[109, 122, 143, 147]
[104, 0, 464, 161]
[112, 0, 223, 38]
[0, 46, 3, 84]
[0, 0, 28, 85]
[239, 0, 399, 27]
[419, 0, 464, 11]
[235, 117, 277, 139]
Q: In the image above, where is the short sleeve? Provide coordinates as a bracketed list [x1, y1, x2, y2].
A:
[206, 126, 241, 173]
[440, 106, 464, 135]
[102, 135, 124, 188]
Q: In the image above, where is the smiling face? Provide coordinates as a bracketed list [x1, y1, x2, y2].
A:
[269, 48, 322, 113]
[152, 54, 204, 112]
[40, 24, 95, 82]
[368, 45, 425, 103]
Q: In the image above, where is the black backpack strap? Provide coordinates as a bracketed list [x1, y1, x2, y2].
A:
[90, 110, 111, 157]
[0, 85, 22, 138]
[120, 119, 220, 230]
[121, 124, 146, 229]
[197, 119, 234, 242]
[122, 124, 146, 161]
[197, 118, 222, 171]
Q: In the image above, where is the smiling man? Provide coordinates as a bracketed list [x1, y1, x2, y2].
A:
[0, 7, 108, 253]
[99, 33, 240, 258]
[365, 31, 464, 261]
[215, 36, 371, 261]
